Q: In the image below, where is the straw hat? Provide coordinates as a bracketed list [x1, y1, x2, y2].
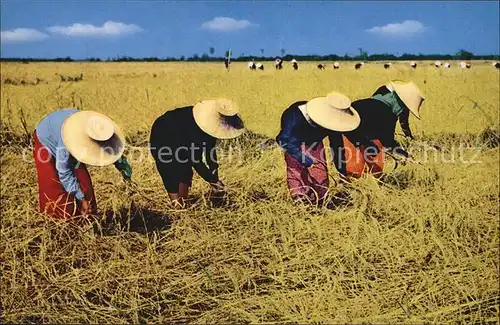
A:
[389, 81, 425, 119]
[61, 110, 126, 167]
[305, 92, 360, 132]
[192, 99, 245, 139]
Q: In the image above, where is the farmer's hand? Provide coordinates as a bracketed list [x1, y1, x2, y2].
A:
[210, 180, 227, 199]
[114, 156, 133, 181]
[210, 180, 225, 192]
[209, 180, 227, 207]
[80, 198, 91, 216]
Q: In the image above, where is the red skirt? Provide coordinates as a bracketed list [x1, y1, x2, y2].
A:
[33, 131, 97, 220]
[343, 135, 384, 178]
[284, 141, 329, 204]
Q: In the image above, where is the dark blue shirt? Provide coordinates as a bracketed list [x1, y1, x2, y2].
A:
[276, 101, 346, 175]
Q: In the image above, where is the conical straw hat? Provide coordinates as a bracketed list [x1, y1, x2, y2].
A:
[192, 99, 245, 139]
[390, 81, 425, 119]
[306, 92, 360, 132]
[61, 110, 126, 166]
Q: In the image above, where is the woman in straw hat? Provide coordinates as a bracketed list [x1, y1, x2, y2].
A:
[342, 80, 425, 178]
[371, 81, 417, 140]
[33, 109, 132, 220]
[276, 92, 361, 205]
[149, 99, 244, 208]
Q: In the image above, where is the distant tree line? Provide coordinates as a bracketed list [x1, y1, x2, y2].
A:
[1, 49, 498, 62]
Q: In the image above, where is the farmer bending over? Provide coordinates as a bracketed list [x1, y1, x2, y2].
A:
[33, 109, 132, 220]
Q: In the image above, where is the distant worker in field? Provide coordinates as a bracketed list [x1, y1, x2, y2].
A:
[224, 57, 230, 70]
[275, 58, 283, 70]
[276, 93, 361, 206]
[33, 109, 132, 220]
[343, 81, 425, 178]
[150, 99, 245, 208]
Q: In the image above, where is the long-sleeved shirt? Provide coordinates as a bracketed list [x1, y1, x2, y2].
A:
[149, 106, 219, 183]
[344, 98, 402, 152]
[373, 85, 414, 139]
[276, 101, 346, 175]
[35, 109, 85, 200]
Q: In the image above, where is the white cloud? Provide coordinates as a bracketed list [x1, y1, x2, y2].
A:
[1, 28, 48, 43]
[201, 17, 256, 31]
[366, 20, 426, 38]
[47, 21, 143, 37]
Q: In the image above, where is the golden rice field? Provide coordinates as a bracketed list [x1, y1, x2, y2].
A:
[1, 61, 499, 323]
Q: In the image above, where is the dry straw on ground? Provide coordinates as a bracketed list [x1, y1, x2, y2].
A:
[1, 61, 499, 323]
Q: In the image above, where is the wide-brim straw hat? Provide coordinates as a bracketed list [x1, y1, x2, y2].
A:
[61, 110, 126, 167]
[306, 92, 360, 132]
[390, 80, 425, 119]
[192, 99, 245, 139]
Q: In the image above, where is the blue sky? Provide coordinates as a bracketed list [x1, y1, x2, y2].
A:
[1, 1, 499, 59]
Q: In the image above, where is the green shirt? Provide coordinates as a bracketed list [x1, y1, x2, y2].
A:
[371, 91, 407, 117]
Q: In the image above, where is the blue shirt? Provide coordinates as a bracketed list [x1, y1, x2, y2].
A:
[275, 101, 347, 176]
[36, 109, 85, 201]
